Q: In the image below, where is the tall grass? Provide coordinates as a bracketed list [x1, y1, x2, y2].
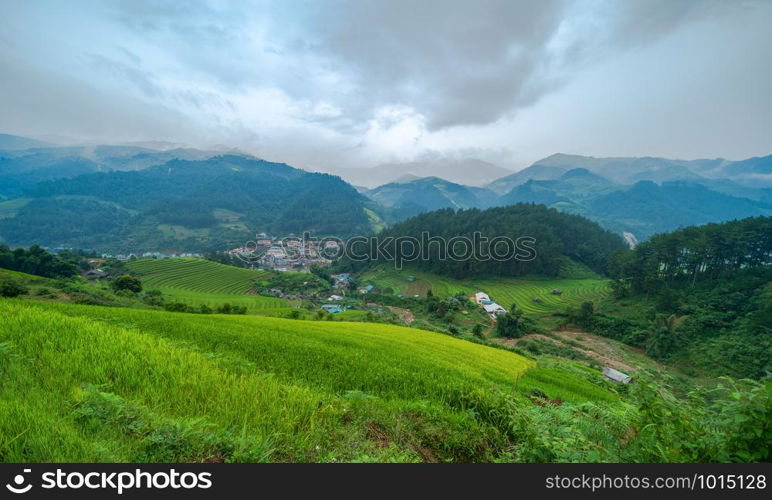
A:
[0, 299, 620, 462]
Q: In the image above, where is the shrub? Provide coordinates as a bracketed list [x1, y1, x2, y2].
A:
[111, 275, 143, 294]
[0, 279, 28, 297]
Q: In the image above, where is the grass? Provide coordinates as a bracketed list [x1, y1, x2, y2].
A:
[0, 298, 618, 462]
[126, 258, 286, 311]
[361, 266, 610, 314]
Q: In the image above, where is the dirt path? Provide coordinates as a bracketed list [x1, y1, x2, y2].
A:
[554, 330, 639, 372]
[492, 329, 640, 373]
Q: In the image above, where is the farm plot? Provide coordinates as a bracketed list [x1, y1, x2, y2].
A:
[362, 266, 609, 315]
[473, 279, 610, 315]
[126, 258, 286, 310]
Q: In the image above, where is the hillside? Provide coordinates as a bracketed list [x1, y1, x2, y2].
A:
[599, 216, 772, 379]
[586, 181, 770, 237]
[361, 154, 772, 241]
[1, 237, 768, 463]
[0, 299, 625, 462]
[0, 136, 222, 199]
[126, 258, 287, 311]
[364, 177, 499, 218]
[338, 204, 626, 279]
[480, 156, 772, 239]
[326, 158, 514, 188]
[361, 266, 609, 315]
[0, 155, 375, 251]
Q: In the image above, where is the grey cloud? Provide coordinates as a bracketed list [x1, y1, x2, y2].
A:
[288, 0, 753, 130]
[100, 0, 749, 131]
[0, 56, 194, 143]
[0, 0, 768, 169]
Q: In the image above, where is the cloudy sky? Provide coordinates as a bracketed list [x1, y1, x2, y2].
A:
[1, 0, 770, 172]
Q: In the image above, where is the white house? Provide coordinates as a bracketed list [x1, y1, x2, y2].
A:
[483, 302, 506, 315]
[474, 292, 490, 304]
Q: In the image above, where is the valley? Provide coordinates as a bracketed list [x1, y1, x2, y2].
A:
[1, 135, 770, 251]
[0, 136, 769, 465]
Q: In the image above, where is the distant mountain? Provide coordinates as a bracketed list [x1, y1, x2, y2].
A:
[586, 181, 771, 238]
[486, 163, 569, 194]
[0, 138, 224, 199]
[0, 155, 374, 251]
[488, 153, 772, 189]
[500, 168, 616, 206]
[325, 158, 514, 188]
[364, 157, 772, 240]
[717, 155, 772, 184]
[0, 133, 53, 150]
[364, 177, 498, 219]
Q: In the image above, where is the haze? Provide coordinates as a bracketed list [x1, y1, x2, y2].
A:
[1, 0, 770, 174]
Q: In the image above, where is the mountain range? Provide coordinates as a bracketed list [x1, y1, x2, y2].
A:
[361, 154, 772, 240]
[320, 157, 514, 188]
[0, 133, 769, 250]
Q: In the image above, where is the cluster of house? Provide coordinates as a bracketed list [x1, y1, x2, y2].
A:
[474, 292, 507, 318]
[320, 303, 345, 314]
[229, 234, 339, 272]
[100, 252, 204, 261]
[331, 273, 353, 289]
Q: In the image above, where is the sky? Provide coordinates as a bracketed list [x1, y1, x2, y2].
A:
[1, 0, 770, 172]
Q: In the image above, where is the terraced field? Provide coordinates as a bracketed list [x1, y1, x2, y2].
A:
[0, 299, 618, 462]
[126, 258, 286, 310]
[362, 266, 610, 314]
[473, 278, 610, 314]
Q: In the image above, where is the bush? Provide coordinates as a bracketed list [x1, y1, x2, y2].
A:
[111, 275, 143, 294]
[0, 279, 28, 297]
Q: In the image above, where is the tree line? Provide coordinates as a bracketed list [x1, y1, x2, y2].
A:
[608, 216, 771, 296]
[0, 244, 83, 278]
[335, 204, 627, 278]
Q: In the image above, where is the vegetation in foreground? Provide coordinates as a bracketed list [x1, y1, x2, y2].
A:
[1, 298, 769, 463]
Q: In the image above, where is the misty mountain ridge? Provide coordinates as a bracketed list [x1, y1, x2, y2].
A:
[321, 157, 514, 188]
[0, 132, 770, 248]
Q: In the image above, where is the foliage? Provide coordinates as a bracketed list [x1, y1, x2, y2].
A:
[336, 204, 626, 278]
[0, 244, 79, 278]
[0, 278, 28, 297]
[598, 217, 772, 379]
[496, 304, 538, 338]
[0, 156, 373, 251]
[111, 275, 143, 294]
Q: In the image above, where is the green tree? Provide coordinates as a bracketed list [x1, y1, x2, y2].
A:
[110, 274, 142, 294]
[646, 314, 678, 360]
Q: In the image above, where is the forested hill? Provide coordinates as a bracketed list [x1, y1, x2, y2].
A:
[0, 155, 373, 251]
[338, 204, 627, 278]
[610, 216, 771, 290]
[598, 216, 772, 379]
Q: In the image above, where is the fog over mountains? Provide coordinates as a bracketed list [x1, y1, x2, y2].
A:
[0, 133, 769, 250]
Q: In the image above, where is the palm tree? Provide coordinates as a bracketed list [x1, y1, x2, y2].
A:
[646, 314, 678, 359]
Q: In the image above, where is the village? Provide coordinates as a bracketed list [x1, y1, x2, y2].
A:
[228, 233, 340, 272]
